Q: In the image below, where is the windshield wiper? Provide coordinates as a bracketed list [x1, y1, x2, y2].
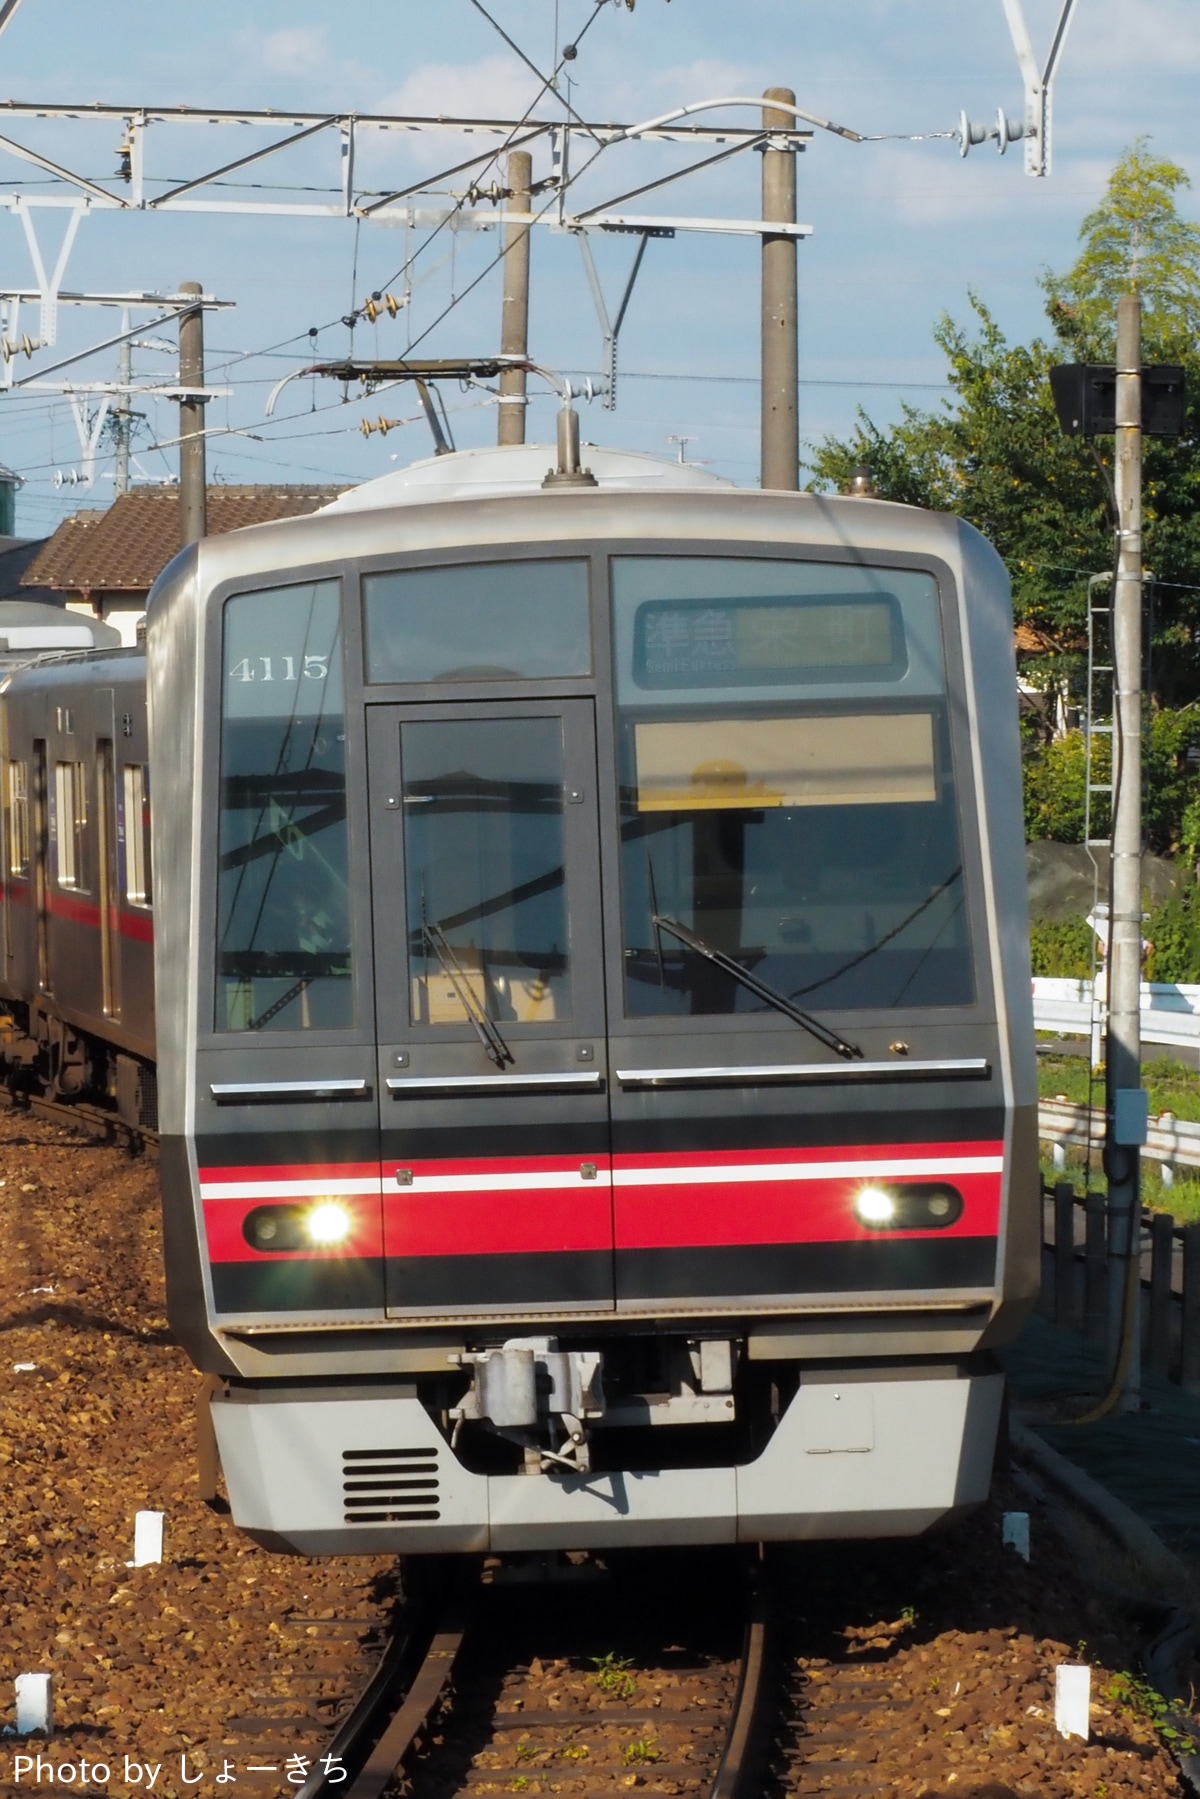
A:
[421, 920, 514, 1069]
[651, 914, 864, 1062]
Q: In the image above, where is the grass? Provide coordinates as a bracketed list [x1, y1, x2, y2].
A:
[1038, 1051, 1200, 1221]
[1041, 1143, 1200, 1221]
[1038, 1052, 1200, 1123]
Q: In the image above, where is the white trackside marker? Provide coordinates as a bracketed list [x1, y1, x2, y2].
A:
[15, 1672, 52, 1735]
[132, 1510, 164, 1567]
[1002, 1510, 1031, 1561]
[1055, 1664, 1090, 1739]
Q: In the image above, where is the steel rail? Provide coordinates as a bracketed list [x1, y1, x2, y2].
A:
[0, 1081, 156, 1152]
[301, 1564, 769, 1799]
[294, 1595, 468, 1799]
[709, 1582, 771, 1799]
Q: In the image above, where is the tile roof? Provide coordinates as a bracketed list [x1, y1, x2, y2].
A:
[21, 485, 346, 595]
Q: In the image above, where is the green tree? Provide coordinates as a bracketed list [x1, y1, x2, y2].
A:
[1046, 139, 1200, 352]
[809, 143, 1200, 716]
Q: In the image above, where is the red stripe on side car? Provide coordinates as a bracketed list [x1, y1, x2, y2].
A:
[49, 891, 100, 927]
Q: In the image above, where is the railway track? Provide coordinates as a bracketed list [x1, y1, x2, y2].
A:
[277, 1552, 772, 1799]
[0, 1080, 156, 1152]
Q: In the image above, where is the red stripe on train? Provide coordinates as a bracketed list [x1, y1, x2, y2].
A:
[611, 1169, 1001, 1250]
[23, 887, 154, 943]
[203, 1192, 383, 1262]
[200, 1143, 1004, 1263]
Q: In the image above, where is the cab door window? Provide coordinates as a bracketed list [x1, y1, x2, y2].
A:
[401, 716, 572, 1028]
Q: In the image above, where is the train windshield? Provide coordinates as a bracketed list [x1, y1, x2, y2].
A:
[216, 580, 352, 1031]
[613, 556, 973, 1016]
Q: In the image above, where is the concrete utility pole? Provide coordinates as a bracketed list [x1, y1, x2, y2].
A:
[497, 150, 532, 446]
[177, 279, 207, 545]
[1106, 289, 1145, 1406]
[760, 87, 799, 491]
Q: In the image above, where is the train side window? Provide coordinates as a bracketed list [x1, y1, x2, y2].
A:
[216, 580, 351, 1031]
[363, 559, 591, 682]
[8, 760, 29, 877]
[54, 760, 87, 891]
[122, 764, 152, 906]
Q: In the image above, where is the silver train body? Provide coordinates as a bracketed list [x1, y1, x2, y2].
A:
[0, 445, 1039, 1552]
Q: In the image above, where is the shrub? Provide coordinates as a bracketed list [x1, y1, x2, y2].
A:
[1145, 882, 1200, 982]
[1030, 914, 1096, 978]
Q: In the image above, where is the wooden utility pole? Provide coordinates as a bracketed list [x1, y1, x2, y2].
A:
[760, 87, 799, 491]
[178, 280, 207, 545]
[497, 150, 532, 446]
[1106, 289, 1146, 1407]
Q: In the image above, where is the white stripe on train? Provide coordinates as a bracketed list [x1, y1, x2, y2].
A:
[199, 1152, 1003, 1202]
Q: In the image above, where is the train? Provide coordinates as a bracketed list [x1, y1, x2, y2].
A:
[0, 433, 1039, 1554]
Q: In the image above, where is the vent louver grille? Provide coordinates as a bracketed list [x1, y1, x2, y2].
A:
[342, 1446, 440, 1523]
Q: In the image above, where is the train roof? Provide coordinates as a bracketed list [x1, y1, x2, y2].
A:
[320, 442, 734, 512]
[0, 599, 123, 676]
[146, 440, 1011, 615]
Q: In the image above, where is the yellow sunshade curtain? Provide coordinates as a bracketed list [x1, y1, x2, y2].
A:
[634, 714, 937, 811]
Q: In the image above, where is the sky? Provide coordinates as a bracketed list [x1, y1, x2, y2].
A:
[0, 0, 1196, 537]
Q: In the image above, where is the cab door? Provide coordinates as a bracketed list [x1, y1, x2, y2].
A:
[368, 700, 613, 1317]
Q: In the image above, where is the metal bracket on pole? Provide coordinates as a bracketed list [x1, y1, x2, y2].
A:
[64, 390, 114, 489]
[15, 197, 87, 345]
[574, 228, 651, 410]
[999, 0, 1080, 177]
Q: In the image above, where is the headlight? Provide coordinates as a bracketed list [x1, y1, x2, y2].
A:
[243, 1202, 354, 1252]
[855, 1186, 896, 1225]
[854, 1183, 964, 1232]
[305, 1202, 352, 1246]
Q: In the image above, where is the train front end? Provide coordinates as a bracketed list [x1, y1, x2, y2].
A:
[148, 445, 1037, 1554]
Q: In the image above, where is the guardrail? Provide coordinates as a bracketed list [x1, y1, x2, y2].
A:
[1033, 976, 1200, 1051]
[1040, 1178, 1200, 1393]
[1038, 1098, 1200, 1177]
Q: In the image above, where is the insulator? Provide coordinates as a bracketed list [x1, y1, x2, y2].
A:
[995, 107, 1027, 154]
[363, 293, 404, 324]
[956, 111, 991, 157]
[361, 416, 402, 437]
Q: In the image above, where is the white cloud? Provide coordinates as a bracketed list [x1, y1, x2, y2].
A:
[236, 26, 330, 78]
[383, 56, 544, 126]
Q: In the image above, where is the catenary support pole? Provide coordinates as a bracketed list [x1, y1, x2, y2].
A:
[114, 315, 131, 497]
[177, 279, 206, 545]
[1105, 289, 1143, 1406]
[760, 87, 799, 491]
[497, 149, 531, 446]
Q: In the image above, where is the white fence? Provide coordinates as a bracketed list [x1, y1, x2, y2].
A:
[1032, 976, 1200, 1053]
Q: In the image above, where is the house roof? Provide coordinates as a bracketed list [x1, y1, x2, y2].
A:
[21, 485, 346, 596]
